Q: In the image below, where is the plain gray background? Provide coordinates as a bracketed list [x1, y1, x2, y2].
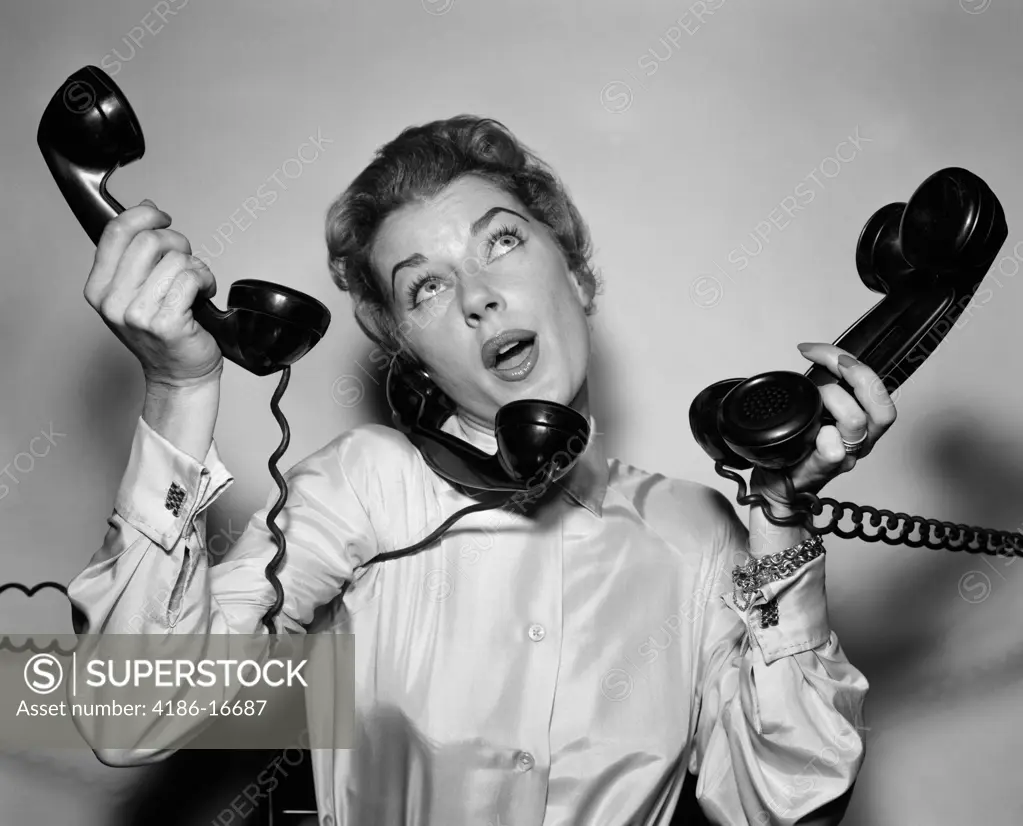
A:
[2, 0, 1023, 824]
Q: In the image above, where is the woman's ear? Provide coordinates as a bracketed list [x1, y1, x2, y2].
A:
[569, 268, 595, 311]
[354, 299, 391, 348]
[564, 268, 589, 311]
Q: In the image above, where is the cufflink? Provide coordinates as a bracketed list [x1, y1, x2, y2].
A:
[165, 482, 186, 517]
[759, 598, 779, 628]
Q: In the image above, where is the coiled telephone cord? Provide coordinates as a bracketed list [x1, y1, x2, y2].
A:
[716, 462, 1023, 557]
[260, 366, 290, 638]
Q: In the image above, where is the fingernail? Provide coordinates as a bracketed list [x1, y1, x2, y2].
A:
[140, 198, 155, 207]
[838, 354, 858, 368]
[797, 343, 812, 353]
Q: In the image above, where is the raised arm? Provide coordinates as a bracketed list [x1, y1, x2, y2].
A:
[65, 199, 380, 763]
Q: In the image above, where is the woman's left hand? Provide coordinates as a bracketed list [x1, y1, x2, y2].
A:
[749, 342, 898, 510]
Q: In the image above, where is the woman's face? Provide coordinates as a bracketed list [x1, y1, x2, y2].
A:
[370, 175, 592, 430]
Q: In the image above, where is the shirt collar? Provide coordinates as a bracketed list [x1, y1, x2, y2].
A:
[439, 412, 609, 517]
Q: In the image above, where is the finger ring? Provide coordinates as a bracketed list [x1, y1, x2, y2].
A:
[842, 431, 868, 456]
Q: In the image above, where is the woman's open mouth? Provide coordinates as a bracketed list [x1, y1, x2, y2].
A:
[482, 330, 539, 382]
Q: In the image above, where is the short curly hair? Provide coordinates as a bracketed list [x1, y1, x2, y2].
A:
[324, 115, 602, 364]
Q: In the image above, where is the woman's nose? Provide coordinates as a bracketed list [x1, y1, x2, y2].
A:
[458, 274, 504, 323]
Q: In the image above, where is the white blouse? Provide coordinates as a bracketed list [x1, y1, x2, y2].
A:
[67, 411, 866, 825]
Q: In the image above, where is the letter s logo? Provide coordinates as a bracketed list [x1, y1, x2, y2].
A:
[24, 653, 63, 695]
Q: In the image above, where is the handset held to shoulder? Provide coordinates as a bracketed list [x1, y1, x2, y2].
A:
[370, 353, 592, 565]
[37, 65, 331, 376]
[690, 167, 1008, 471]
[385, 355, 590, 493]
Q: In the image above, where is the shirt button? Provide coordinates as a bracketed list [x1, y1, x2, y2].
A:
[516, 751, 535, 771]
[527, 623, 545, 642]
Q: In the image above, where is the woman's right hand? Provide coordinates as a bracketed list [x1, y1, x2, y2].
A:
[84, 199, 225, 388]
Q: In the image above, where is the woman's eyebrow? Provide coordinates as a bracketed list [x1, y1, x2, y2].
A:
[391, 253, 428, 294]
[469, 206, 529, 237]
[390, 207, 530, 293]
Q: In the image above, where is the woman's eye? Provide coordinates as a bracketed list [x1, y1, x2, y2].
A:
[415, 278, 444, 305]
[488, 234, 520, 262]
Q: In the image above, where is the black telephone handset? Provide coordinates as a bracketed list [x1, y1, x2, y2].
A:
[37, 65, 331, 375]
[34, 65, 336, 645]
[689, 167, 1008, 471]
[385, 357, 590, 492]
[352, 357, 593, 565]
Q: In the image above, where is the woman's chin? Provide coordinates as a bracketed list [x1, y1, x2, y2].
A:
[479, 364, 580, 412]
[500, 375, 561, 404]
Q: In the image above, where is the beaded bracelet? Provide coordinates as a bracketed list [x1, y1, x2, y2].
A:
[732, 534, 825, 628]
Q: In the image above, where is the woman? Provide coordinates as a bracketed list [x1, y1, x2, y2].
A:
[68, 116, 895, 825]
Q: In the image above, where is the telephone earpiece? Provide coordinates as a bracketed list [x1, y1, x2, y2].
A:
[690, 167, 1007, 471]
[385, 355, 590, 493]
[37, 65, 331, 376]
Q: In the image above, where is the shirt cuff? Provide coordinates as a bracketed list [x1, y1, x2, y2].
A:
[113, 417, 234, 551]
[721, 553, 831, 665]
